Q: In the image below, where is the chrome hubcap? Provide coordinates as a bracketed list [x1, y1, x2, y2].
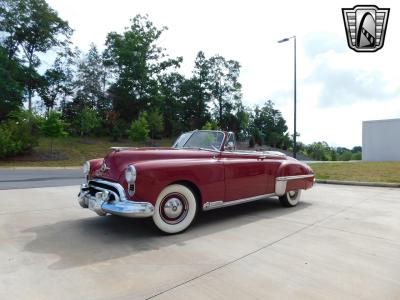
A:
[288, 191, 297, 198]
[163, 197, 184, 219]
[160, 193, 189, 225]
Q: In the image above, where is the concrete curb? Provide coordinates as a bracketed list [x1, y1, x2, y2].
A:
[316, 179, 400, 188]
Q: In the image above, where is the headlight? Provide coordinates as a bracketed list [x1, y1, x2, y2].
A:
[125, 165, 136, 183]
[83, 161, 90, 175]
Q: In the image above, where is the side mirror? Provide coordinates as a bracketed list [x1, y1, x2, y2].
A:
[225, 141, 235, 151]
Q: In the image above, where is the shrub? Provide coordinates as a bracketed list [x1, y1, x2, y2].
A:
[110, 119, 127, 142]
[76, 107, 101, 136]
[0, 110, 42, 158]
[42, 111, 67, 153]
[351, 152, 362, 160]
[146, 109, 164, 139]
[129, 114, 149, 142]
[0, 125, 19, 158]
[339, 151, 353, 161]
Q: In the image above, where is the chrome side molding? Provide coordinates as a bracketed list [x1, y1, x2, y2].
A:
[203, 174, 315, 209]
[203, 193, 276, 211]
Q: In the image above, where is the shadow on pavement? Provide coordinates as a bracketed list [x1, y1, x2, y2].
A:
[23, 197, 310, 269]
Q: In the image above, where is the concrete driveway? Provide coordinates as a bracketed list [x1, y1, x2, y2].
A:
[1, 184, 399, 299]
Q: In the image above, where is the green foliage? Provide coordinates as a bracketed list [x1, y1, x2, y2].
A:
[306, 142, 331, 161]
[0, 0, 72, 110]
[42, 111, 67, 153]
[0, 46, 25, 121]
[339, 151, 353, 161]
[0, 124, 19, 158]
[201, 121, 218, 130]
[146, 109, 164, 139]
[207, 55, 242, 130]
[129, 114, 149, 142]
[39, 53, 74, 112]
[351, 152, 362, 160]
[104, 14, 182, 123]
[0, 110, 42, 158]
[42, 111, 66, 139]
[74, 44, 108, 112]
[75, 107, 101, 136]
[249, 101, 288, 148]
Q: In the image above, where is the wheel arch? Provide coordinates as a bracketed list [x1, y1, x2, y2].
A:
[169, 180, 202, 209]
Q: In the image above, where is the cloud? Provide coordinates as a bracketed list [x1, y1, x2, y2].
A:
[307, 61, 400, 107]
[303, 32, 347, 57]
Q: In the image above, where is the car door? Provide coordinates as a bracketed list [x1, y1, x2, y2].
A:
[222, 151, 269, 201]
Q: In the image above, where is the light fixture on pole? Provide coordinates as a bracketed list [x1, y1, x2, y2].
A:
[278, 35, 297, 159]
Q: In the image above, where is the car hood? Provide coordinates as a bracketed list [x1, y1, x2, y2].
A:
[92, 147, 217, 181]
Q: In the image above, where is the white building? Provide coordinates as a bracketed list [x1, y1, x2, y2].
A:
[362, 118, 400, 162]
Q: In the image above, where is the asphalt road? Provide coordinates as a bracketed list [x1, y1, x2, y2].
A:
[0, 168, 82, 189]
[1, 183, 400, 299]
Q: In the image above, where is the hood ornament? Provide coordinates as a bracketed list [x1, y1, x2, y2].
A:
[100, 162, 110, 173]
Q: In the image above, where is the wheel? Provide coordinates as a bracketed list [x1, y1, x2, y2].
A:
[279, 190, 302, 207]
[153, 184, 198, 234]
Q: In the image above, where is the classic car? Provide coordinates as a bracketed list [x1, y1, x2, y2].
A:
[78, 130, 314, 234]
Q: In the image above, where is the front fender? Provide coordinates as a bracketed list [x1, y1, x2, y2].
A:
[130, 159, 225, 205]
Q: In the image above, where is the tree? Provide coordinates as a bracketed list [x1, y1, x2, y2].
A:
[73, 44, 109, 113]
[158, 72, 185, 136]
[207, 55, 242, 129]
[38, 53, 74, 113]
[0, 46, 25, 121]
[42, 111, 66, 154]
[249, 101, 288, 148]
[305, 142, 331, 161]
[146, 109, 164, 139]
[180, 52, 213, 130]
[0, 0, 72, 111]
[75, 107, 101, 136]
[129, 114, 149, 142]
[104, 14, 181, 123]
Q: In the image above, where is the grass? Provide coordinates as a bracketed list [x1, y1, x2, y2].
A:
[1, 138, 399, 184]
[0, 136, 175, 167]
[311, 162, 400, 183]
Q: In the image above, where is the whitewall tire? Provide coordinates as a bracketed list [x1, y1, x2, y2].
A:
[279, 190, 301, 207]
[153, 184, 198, 234]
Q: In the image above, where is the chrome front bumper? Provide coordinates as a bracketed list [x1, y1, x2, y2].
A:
[78, 180, 154, 218]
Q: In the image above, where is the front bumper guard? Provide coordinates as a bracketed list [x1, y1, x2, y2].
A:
[78, 182, 154, 218]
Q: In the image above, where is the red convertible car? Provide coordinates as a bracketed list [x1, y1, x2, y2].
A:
[78, 130, 314, 233]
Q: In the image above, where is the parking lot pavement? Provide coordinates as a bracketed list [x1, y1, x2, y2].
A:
[0, 168, 82, 190]
[1, 184, 399, 300]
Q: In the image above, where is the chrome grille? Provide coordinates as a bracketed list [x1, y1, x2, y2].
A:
[88, 179, 127, 202]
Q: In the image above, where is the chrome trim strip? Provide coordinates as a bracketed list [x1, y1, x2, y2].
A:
[276, 174, 314, 181]
[203, 193, 276, 211]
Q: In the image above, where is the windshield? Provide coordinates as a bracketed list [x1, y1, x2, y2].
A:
[173, 131, 225, 151]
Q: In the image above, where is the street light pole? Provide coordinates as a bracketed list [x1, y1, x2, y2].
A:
[278, 35, 297, 159]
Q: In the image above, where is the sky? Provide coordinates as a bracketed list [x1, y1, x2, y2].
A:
[46, 0, 400, 148]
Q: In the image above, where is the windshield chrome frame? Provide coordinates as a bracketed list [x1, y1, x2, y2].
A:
[178, 130, 226, 152]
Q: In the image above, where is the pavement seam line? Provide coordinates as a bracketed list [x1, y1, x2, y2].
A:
[143, 223, 314, 300]
[144, 193, 382, 300]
